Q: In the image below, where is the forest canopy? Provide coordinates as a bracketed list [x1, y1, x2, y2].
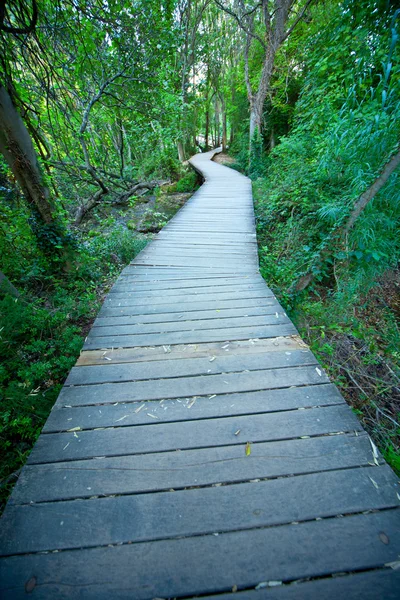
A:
[0, 0, 399, 508]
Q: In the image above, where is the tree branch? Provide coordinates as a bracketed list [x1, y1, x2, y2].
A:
[215, 0, 267, 49]
[281, 0, 314, 43]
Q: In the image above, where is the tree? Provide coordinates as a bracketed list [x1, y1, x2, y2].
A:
[216, 0, 313, 139]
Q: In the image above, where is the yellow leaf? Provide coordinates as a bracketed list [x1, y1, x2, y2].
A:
[245, 442, 251, 456]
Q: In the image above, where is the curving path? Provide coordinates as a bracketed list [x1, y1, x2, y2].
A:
[1, 149, 399, 598]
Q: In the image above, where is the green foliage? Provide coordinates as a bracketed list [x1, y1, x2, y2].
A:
[0, 227, 147, 511]
[249, 129, 265, 179]
[253, 0, 400, 473]
[168, 171, 200, 193]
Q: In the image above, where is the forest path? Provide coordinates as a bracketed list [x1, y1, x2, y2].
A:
[1, 149, 399, 598]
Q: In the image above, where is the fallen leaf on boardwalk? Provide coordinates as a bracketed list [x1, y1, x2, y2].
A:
[63, 442, 70, 450]
[255, 583, 267, 590]
[25, 577, 37, 593]
[290, 334, 308, 348]
[369, 437, 380, 466]
[315, 367, 322, 376]
[385, 561, 400, 570]
[115, 416, 128, 422]
[209, 356, 216, 362]
[163, 345, 171, 353]
[134, 404, 145, 413]
[369, 476, 379, 489]
[221, 344, 229, 349]
[103, 356, 112, 361]
[147, 413, 159, 419]
[379, 532, 389, 545]
[234, 429, 241, 436]
[232, 585, 237, 592]
[67, 427, 81, 432]
[245, 442, 251, 456]
[209, 394, 216, 399]
[187, 398, 196, 408]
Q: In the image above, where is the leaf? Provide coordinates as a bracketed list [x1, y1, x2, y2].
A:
[67, 426, 81, 432]
[369, 437, 380, 466]
[245, 442, 251, 456]
[379, 532, 389, 545]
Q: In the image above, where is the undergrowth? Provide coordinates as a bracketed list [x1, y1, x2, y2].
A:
[0, 229, 147, 512]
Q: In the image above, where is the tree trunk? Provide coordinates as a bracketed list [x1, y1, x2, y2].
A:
[205, 107, 209, 151]
[221, 96, 227, 151]
[177, 141, 185, 162]
[294, 147, 400, 292]
[0, 85, 57, 225]
[343, 147, 400, 236]
[249, 105, 261, 139]
[270, 126, 276, 151]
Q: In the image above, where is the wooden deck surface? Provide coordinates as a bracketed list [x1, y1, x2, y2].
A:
[1, 149, 399, 598]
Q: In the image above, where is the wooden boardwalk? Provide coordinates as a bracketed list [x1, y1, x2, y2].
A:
[1, 149, 399, 598]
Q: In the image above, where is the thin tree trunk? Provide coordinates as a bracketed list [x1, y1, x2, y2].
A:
[205, 107, 209, 150]
[343, 148, 400, 235]
[177, 141, 185, 162]
[295, 147, 400, 292]
[221, 95, 227, 151]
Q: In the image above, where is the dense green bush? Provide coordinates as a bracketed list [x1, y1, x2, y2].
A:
[252, 1, 400, 473]
[0, 228, 147, 511]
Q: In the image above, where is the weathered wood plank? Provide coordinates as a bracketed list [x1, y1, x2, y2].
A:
[98, 297, 278, 317]
[58, 365, 328, 406]
[29, 405, 361, 464]
[76, 337, 305, 365]
[93, 305, 282, 327]
[44, 384, 343, 432]
[109, 282, 267, 298]
[1, 511, 399, 600]
[2, 466, 398, 555]
[201, 570, 400, 600]
[83, 323, 297, 349]
[8, 433, 376, 504]
[88, 313, 291, 338]
[66, 349, 316, 385]
[103, 288, 274, 307]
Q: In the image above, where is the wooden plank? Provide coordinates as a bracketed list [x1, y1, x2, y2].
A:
[8, 433, 376, 504]
[44, 384, 344, 432]
[98, 297, 278, 317]
[109, 282, 267, 298]
[83, 323, 297, 349]
[66, 349, 316, 386]
[103, 288, 274, 307]
[114, 276, 262, 291]
[88, 314, 291, 338]
[93, 304, 282, 327]
[201, 570, 400, 600]
[76, 337, 306, 365]
[1, 511, 399, 599]
[28, 405, 361, 463]
[2, 466, 398, 555]
[58, 365, 328, 406]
